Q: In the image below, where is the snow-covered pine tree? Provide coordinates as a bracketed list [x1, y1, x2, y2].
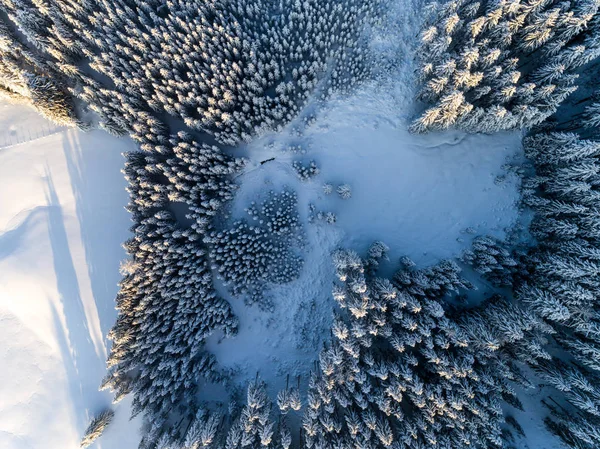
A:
[412, 0, 600, 133]
[80, 409, 114, 448]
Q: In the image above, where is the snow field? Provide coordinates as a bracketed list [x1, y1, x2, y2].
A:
[0, 102, 141, 449]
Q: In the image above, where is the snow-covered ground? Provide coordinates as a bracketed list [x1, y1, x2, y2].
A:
[0, 101, 141, 449]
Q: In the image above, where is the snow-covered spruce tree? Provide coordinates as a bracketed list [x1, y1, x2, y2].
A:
[517, 129, 600, 448]
[462, 235, 518, 287]
[534, 359, 600, 449]
[577, 88, 600, 136]
[304, 243, 529, 449]
[412, 0, 600, 133]
[205, 189, 303, 304]
[80, 409, 114, 448]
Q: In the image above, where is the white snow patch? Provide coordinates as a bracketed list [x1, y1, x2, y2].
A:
[0, 102, 141, 449]
[0, 101, 66, 149]
[302, 86, 524, 270]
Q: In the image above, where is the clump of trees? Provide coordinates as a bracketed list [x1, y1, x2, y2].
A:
[10, 0, 600, 448]
[462, 235, 518, 287]
[303, 243, 538, 449]
[517, 126, 600, 448]
[0, 14, 78, 125]
[99, 131, 246, 442]
[411, 3, 600, 445]
[147, 379, 295, 449]
[206, 189, 303, 303]
[130, 244, 546, 449]
[412, 0, 600, 133]
[1, 0, 377, 142]
[292, 160, 320, 182]
[0, 0, 377, 144]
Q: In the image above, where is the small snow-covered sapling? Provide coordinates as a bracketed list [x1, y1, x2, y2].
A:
[337, 184, 352, 199]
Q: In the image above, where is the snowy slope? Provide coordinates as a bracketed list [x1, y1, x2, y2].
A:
[0, 101, 141, 449]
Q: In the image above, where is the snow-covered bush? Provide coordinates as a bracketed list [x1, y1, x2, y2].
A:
[80, 409, 114, 448]
[412, 0, 600, 133]
[309, 203, 337, 225]
[313, 210, 337, 225]
[337, 184, 352, 199]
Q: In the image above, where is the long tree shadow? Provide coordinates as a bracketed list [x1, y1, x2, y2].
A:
[44, 171, 110, 432]
[61, 129, 133, 342]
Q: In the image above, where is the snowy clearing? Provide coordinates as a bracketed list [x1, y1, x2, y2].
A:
[203, 0, 524, 397]
[207, 69, 524, 398]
